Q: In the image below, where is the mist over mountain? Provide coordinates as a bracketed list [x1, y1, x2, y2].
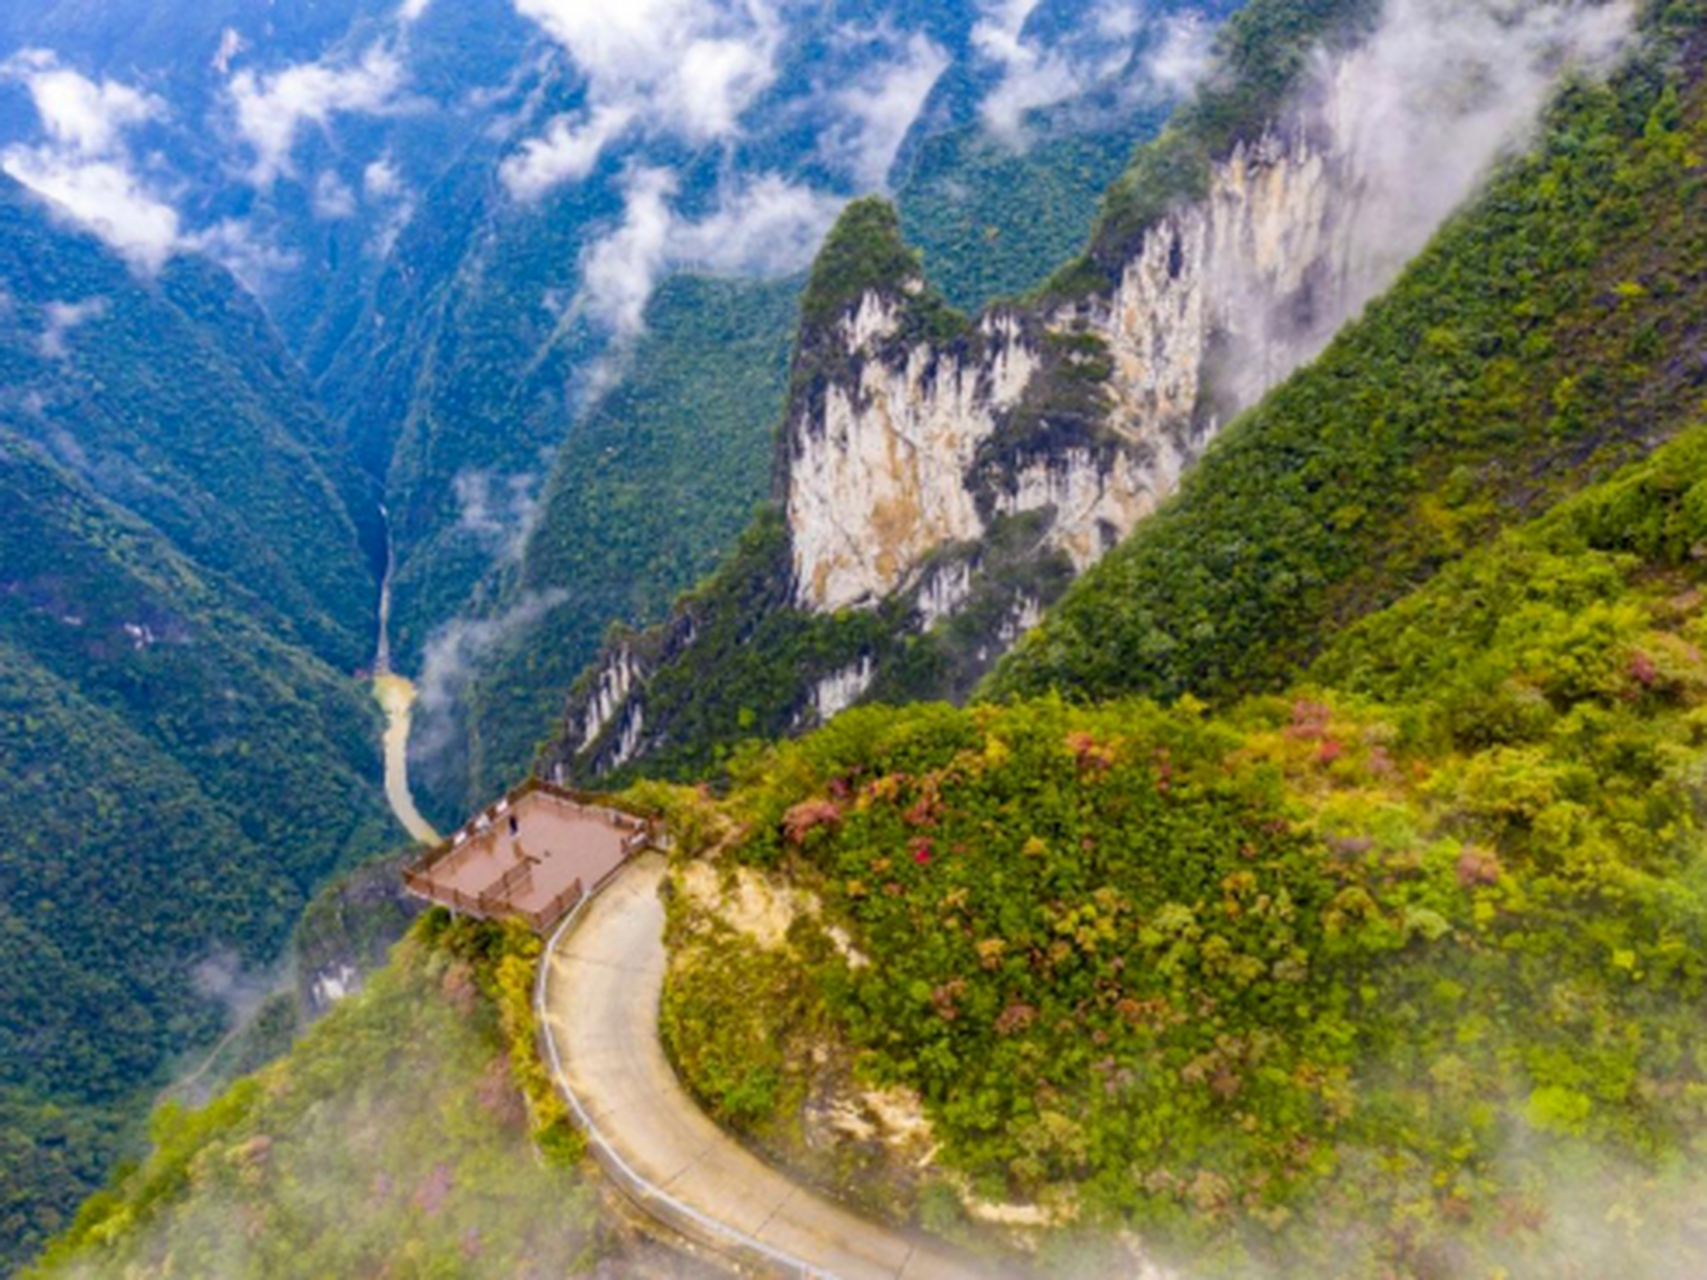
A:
[4, 0, 1703, 1274]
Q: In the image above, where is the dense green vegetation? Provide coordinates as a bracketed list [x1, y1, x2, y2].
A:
[0, 177, 379, 670]
[32, 926, 608, 1278]
[1072, 0, 1374, 285]
[426, 275, 801, 820]
[0, 432, 396, 1270]
[898, 125, 1165, 313]
[997, 5, 1707, 702]
[440, 80, 1205, 812]
[0, 188, 398, 1271]
[664, 414, 1707, 1272]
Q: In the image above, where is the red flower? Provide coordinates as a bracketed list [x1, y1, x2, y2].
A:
[1317, 739, 1344, 764]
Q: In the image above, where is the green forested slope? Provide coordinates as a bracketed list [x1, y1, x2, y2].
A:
[0, 434, 392, 1266]
[30, 928, 622, 1279]
[427, 275, 801, 817]
[437, 109, 1190, 815]
[644, 6, 1707, 1272]
[0, 178, 378, 671]
[993, 2, 1707, 704]
[662, 412, 1707, 1274]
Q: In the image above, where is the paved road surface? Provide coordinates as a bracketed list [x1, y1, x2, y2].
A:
[538, 853, 994, 1279]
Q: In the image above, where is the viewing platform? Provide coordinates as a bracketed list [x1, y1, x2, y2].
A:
[403, 780, 657, 933]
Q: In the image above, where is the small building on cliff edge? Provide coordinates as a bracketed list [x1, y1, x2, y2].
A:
[402, 780, 657, 933]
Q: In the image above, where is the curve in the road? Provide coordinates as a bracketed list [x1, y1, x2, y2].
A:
[535, 852, 994, 1280]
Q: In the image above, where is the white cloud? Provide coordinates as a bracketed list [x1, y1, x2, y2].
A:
[576, 167, 678, 336]
[184, 218, 301, 294]
[4, 151, 184, 271]
[1142, 12, 1215, 99]
[313, 170, 357, 218]
[398, 0, 433, 22]
[503, 0, 782, 200]
[37, 298, 107, 360]
[0, 52, 184, 272]
[413, 590, 570, 762]
[671, 174, 844, 276]
[9, 54, 162, 154]
[359, 155, 415, 258]
[363, 155, 405, 201]
[212, 28, 247, 76]
[227, 45, 407, 186]
[574, 166, 842, 339]
[972, 0, 1094, 141]
[822, 32, 949, 190]
[454, 468, 542, 562]
[499, 102, 635, 201]
[972, 0, 1197, 144]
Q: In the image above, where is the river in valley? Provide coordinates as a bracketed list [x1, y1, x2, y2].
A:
[372, 539, 440, 846]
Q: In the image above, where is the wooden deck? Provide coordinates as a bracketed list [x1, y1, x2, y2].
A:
[403, 782, 655, 932]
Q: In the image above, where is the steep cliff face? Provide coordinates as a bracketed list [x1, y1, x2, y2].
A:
[780, 120, 1348, 628]
[787, 302, 1039, 612]
[548, 0, 1632, 783]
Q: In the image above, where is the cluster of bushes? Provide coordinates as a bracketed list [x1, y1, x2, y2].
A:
[997, 8, 1707, 704]
[696, 412, 1707, 1267]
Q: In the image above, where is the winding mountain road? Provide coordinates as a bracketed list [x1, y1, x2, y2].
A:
[537, 853, 992, 1279]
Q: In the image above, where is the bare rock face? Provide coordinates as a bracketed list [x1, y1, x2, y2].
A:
[781, 122, 1351, 620]
[551, 0, 1633, 778]
[786, 304, 1038, 612]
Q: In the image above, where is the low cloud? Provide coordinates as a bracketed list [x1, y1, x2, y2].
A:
[973, 0, 1216, 144]
[1206, 0, 1634, 418]
[413, 590, 570, 763]
[503, 0, 783, 201]
[1322, 0, 1632, 321]
[0, 51, 184, 272]
[453, 468, 543, 564]
[37, 297, 108, 360]
[499, 102, 635, 202]
[821, 30, 950, 190]
[575, 167, 843, 339]
[184, 218, 301, 294]
[227, 44, 408, 187]
[1141, 12, 1215, 99]
[313, 170, 358, 219]
[362, 155, 417, 257]
[363, 155, 405, 201]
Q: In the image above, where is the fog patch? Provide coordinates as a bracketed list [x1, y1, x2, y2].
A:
[37, 298, 108, 360]
[504, 0, 783, 201]
[412, 591, 570, 766]
[575, 166, 842, 341]
[0, 51, 184, 272]
[227, 44, 409, 188]
[820, 28, 950, 190]
[1211, 0, 1635, 413]
[453, 468, 542, 563]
